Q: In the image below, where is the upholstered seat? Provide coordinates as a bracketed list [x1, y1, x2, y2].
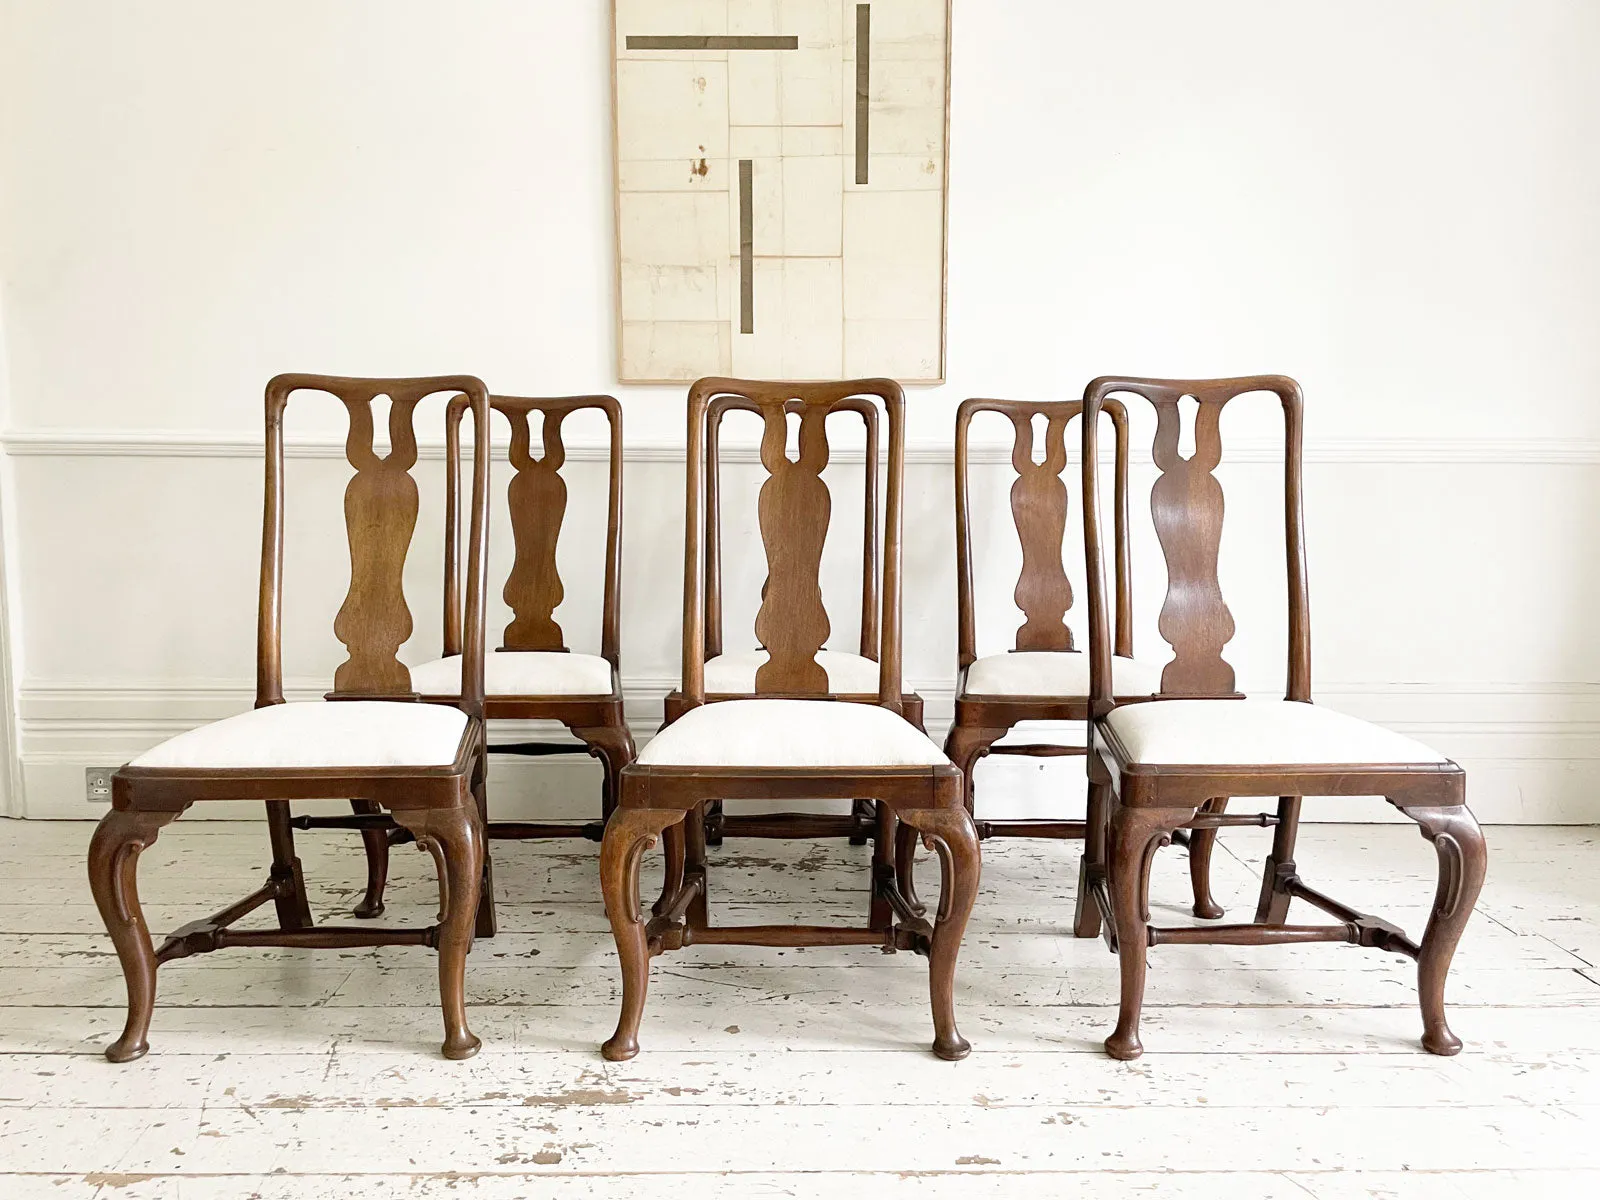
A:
[703, 650, 882, 694]
[129, 701, 471, 770]
[1102, 699, 1449, 767]
[409, 651, 614, 697]
[963, 651, 1163, 698]
[638, 698, 947, 769]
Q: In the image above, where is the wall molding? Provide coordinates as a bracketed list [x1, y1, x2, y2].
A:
[17, 677, 1600, 823]
[7, 429, 1600, 467]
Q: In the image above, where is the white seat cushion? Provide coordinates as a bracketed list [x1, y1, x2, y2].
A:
[409, 652, 614, 697]
[129, 701, 471, 770]
[638, 699, 947, 768]
[703, 650, 884, 694]
[963, 651, 1163, 698]
[1103, 699, 1449, 767]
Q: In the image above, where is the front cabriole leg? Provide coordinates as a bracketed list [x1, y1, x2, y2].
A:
[1395, 800, 1488, 1056]
[87, 804, 188, 1062]
[897, 806, 981, 1061]
[1104, 803, 1195, 1061]
[600, 804, 685, 1062]
[391, 803, 486, 1060]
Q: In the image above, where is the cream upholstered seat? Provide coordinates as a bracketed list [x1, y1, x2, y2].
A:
[1102, 699, 1449, 767]
[637, 699, 946, 769]
[702, 649, 882, 694]
[128, 701, 471, 771]
[963, 651, 1163, 698]
[408, 652, 613, 697]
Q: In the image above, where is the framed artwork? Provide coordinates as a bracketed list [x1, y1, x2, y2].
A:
[612, 1, 951, 383]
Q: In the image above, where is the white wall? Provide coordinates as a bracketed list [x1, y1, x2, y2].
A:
[1, 0, 1598, 823]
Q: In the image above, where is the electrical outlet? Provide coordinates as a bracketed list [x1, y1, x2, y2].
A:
[85, 767, 116, 804]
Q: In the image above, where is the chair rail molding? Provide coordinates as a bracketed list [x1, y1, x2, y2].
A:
[7, 429, 1600, 467]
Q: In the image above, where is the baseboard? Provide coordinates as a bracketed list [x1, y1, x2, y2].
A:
[14, 678, 1600, 824]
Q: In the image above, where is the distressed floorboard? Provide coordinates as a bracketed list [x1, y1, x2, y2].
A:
[0, 820, 1593, 1196]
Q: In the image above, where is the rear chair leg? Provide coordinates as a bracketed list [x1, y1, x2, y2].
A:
[1186, 797, 1228, 920]
[868, 801, 893, 932]
[942, 723, 1007, 816]
[575, 723, 637, 826]
[654, 820, 686, 917]
[1074, 777, 1111, 939]
[894, 818, 924, 916]
[685, 801, 710, 928]
[470, 756, 497, 940]
[349, 799, 390, 919]
[848, 798, 874, 846]
[1254, 796, 1303, 925]
[87, 805, 186, 1062]
[1397, 801, 1488, 1056]
[264, 800, 314, 931]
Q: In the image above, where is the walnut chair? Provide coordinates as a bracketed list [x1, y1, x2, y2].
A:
[1078, 375, 1487, 1060]
[945, 397, 1230, 937]
[599, 377, 978, 1062]
[90, 375, 494, 1062]
[673, 390, 925, 852]
[332, 395, 634, 936]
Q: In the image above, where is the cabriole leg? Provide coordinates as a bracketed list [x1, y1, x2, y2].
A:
[1105, 803, 1194, 1061]
[1187, 797, 1228, 920]
[392, 804, 486, 1060]
[1397, 801, 1488, 1056]
[349, 799, 391, 919]
[87, 805, 186, 1062]
[898, 806, 981, 1061]
[600, 805, 684, 1062]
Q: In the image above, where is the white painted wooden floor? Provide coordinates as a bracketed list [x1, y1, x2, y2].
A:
[0, 817, 1595, 1198]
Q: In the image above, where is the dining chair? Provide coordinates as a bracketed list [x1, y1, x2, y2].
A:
[332, 395, 634, 936]
[1078, 374, 1487, 1059]
[674, 391, 925, 852]
[945, 396, 1228, 936]
[90, 374, 493, 1061]
[598, 377, 978, 1062]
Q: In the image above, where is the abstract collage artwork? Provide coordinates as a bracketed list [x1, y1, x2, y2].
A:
[613, 1, 950, 382]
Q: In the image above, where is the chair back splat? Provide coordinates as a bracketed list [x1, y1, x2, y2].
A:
[954, 397, 1133, 669]
[682, 377, 906, 711]
[260, 374, 491, 716]
[442, 394, 625, 667]
[1080, 375, 1307, 711]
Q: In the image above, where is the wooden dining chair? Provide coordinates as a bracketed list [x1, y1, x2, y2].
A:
[598, 377, 978, 1062]
[1078, 375, 1487, 1059]
[333, 395, 634, 936]
[945, 396, 1226, 937]
[90, 374, 493, 1062]
[671, 391, 925, 851]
